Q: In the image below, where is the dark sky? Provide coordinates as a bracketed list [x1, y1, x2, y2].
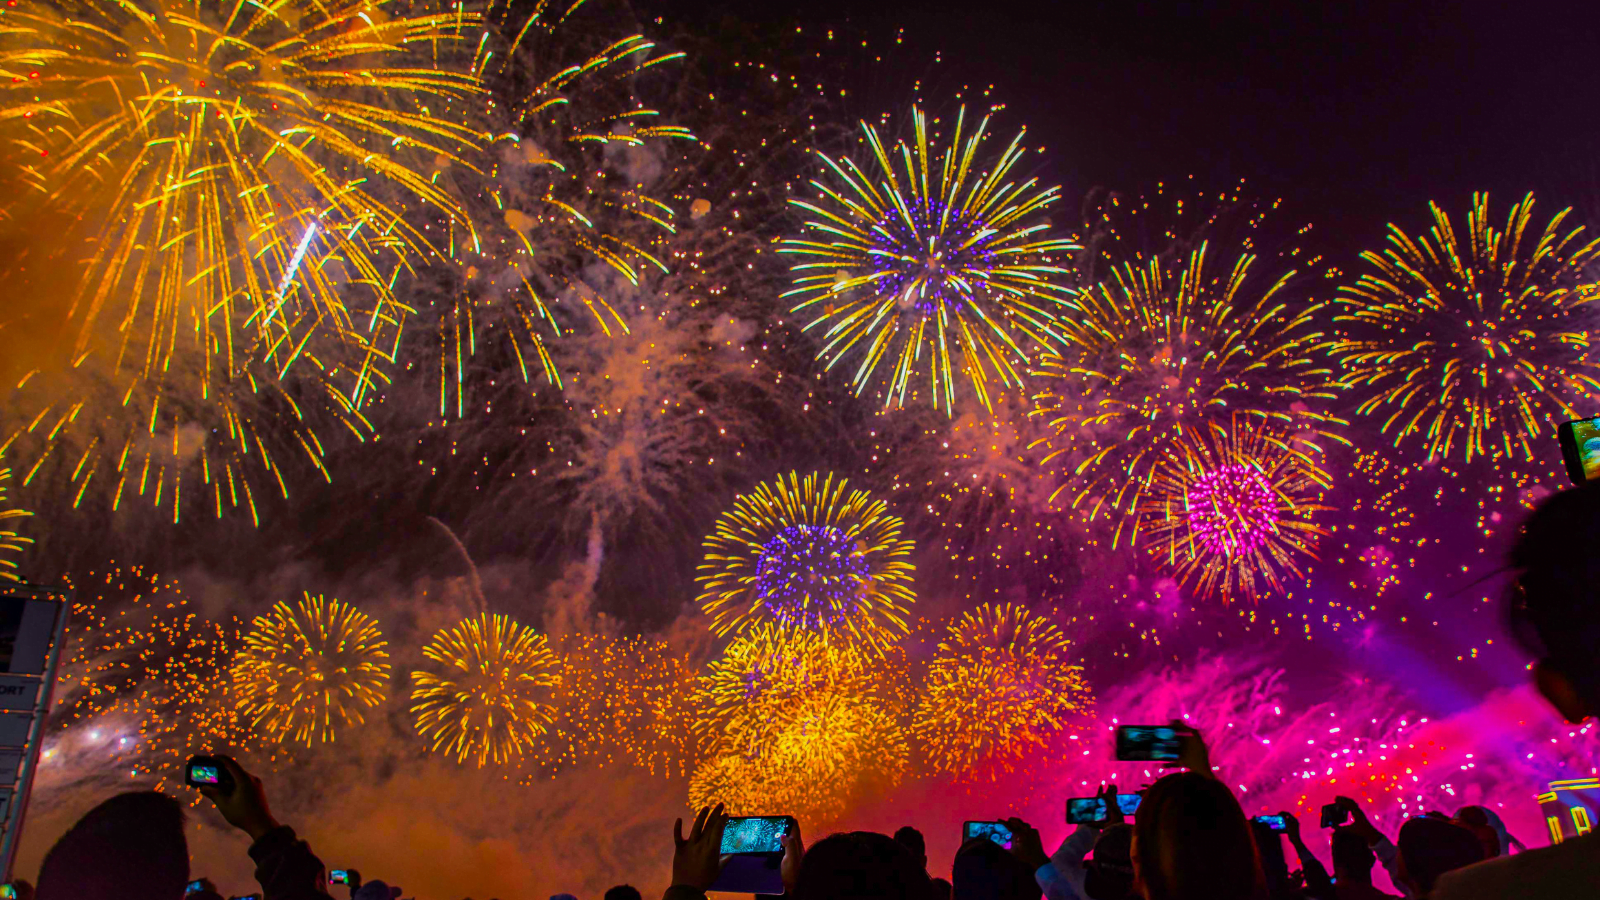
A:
[658, 0, 1600, 255]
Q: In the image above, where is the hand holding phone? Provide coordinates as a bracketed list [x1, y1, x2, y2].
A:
[185, 756, 235, 793]
[1320, 802, 1350, 828]
[1559, 415, 1600, 485]
[708, 813, 794, 895]
[1253, 814, 1288, 833]
[1065, 792, 1141, 824]
[963, 821, 1014, 849]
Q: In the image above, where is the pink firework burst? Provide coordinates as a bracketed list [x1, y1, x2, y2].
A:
[1186, 463, 1281, 557]
[1135, 415, 1330, 602]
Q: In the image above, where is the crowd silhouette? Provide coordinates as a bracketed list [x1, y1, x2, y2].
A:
[23, 482, 1600, 900]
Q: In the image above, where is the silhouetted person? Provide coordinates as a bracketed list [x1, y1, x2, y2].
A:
[895, 826, 929, 873]
[604, 885, 643, 900]
[1328, 829, 1396, 900]
[36, 791, 189, 900]
[952, 836, 1038, 900]
[1133, 768, 1267, 900]
[797, 832, 931, 900]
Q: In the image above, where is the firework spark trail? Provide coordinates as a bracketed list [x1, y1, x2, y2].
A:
[411, 613, 560, 767]
[0, 465, 33, 582]
[1031, 187, 1344, 544]
[0, 0, 487, 522]
[783, 105, 1078, 413]
[1328, 192, 1600, 463]
[231, 593, 392, 746]
[697, 471, 917, 650]
[916, 602, 1092, 779]
[1135, 415, 1331, 603]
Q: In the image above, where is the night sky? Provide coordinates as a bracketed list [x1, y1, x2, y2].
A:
[658, 0, 1600, 255]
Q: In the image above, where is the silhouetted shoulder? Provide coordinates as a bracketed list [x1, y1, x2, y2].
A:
[1432, 833, 1600, 900]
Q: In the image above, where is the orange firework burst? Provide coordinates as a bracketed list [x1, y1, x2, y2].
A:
[411, 613, 560, 767]
[0, 0, 487, 523]
[916, 602, 1090, 777]
[1134, 416, 1331, 602]
[696, 472, 916, 650]
[231, 594, 391, 745]
[1328, 192, 1600, 463]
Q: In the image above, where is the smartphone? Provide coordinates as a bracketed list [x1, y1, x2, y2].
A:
[1, 885, 16, 899]
[963, 821, 1014, 849]
[1066, 793, 1143, 824]
[185, 882, 205, 895]
[1253, 814, 1288, 833]
[184, 755, 234, 792]
[330, 870, 350, 885]
[1115, 725, 1183, 761]
[1321, 802, 1350, 828]
[720, 815, 795, 854]
[1559, 415, 1600, 485]
[710, 815, 795, 895]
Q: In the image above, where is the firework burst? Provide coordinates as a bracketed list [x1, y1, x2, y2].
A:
[1328, 192, 1600, 463]
[0, 0, 485, 521]
[0, 466, 32, 582]
[696, 471, 916, 648]
[1134, 417, 1330, 602]
[429, 0, 695, 416]
[411, 613, 560, 767]
[231, 593, 391, 746]
[916, 602, 1090, 777]
[689, 624, 908, 819]
[782, 106, 1077, 413]
[1031, 187, 1343, 542]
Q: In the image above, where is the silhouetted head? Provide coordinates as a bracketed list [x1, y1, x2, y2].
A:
[1329, 829, 1375, 883]
[951, 837, 1035, 900]
[36, 791, 188, 900]
[1395, 817, 1483, 895]
[795, 831, 929, 900]
[893, 826, 928, 869]
[1510, 481, 1600, 720]
[1131, 772, 1266, 900]
[604, 885, 643, 900]
[1085, 824, 1135, 900]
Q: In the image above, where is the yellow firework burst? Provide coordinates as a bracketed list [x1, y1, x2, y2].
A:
[1030, 189, 1343, 544]
[917, 602, 1090, 777]
[231, 593, 391, 745]
[782, 106, 1078, 413]
[0, 466, 33, 582]
[696, 471, 917, 650]
[1134, 417, 1331, 602]
[0, 0, 485, 521]
[1328, 192, 1600, 462]
[411, 613, 560, 767]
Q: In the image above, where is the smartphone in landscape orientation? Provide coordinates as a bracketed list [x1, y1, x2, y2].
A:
[1115, 725, 1183, 761]
[184, 755, 234, 792]
[710, 815, 795, 895]
[1321, 802, 1350, 828]
[1253, 814, 1289, 833]
[1559, 415, 1600, 485]
[963, 821, 1014, 849]
[1065, 793, 1143, 824]
[330, 871, 350, 886]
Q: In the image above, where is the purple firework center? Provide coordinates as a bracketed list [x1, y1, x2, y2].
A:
[1185, 463, 1280, 557]
[871, 199, 998, 315]
[754, 524, 871, 629]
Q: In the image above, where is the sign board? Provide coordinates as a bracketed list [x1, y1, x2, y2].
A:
[0, 584, 69, 883]
[1538, 778, 1600, 844]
